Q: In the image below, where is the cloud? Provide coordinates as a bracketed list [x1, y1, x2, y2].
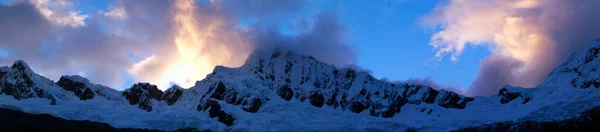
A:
[423, 0, 600, 96]
[20, 0, 89, 27]
[0, 1, 137, 88]
[100, 5, 126, 20]
[248, 11, 358, 67]
[0, 0, 358, 90]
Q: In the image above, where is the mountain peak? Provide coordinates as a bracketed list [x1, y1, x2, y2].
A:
[10, 60, 33, 74]
[541, 39, 600, 88]
[1, 60, 57, 104]
[122, 82, 164, 112]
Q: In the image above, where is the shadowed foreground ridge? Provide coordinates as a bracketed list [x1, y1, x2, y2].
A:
[0, 108, 207, 132]
[452, 106, 600, 131]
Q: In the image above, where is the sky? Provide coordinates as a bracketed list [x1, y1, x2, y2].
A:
[0, 0, 599, 96]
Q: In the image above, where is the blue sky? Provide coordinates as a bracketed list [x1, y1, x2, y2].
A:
[324, 1, 489, 89]
[232, 0, 491, 89]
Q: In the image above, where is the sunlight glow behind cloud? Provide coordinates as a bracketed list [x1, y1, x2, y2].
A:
[127, 0, 252, 89]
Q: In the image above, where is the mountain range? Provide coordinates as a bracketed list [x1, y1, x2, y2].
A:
[2, 39, 600, 131]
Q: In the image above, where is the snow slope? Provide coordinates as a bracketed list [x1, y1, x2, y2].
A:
[1, 39, 600, 131]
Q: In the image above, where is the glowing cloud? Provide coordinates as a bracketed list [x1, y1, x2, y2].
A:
[424, 0, 600, 96]
[128, 0, 252, 89]
[28, 0, 88, 27]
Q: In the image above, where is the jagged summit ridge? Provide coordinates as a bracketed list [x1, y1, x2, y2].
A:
[2, 39, 600, 131]
[199, 49, 475, 118]
[0, 52, 476, 127]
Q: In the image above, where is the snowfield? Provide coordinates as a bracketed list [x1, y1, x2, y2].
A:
[1, 40, 600, 131]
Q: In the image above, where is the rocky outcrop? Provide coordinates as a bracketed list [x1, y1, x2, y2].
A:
[438, 91, 474, 109]
[309, 91, 325, 108]
[161, 85, 183, 106]
[498, 87, 530, 104]
[195, 82, 259, 125]
[278, 85, 294, 101]
[0, 61, 56, 105]
[200, 82, 264, 112]
[56, 76, 95, 100]
[381, 96, 407, 118]
[208, 82, 239, 104]
[242, 97, 262, 113]
[0, 66, 8, 78]
[122, 83, 163, 112]
[334, 84, 474, 117]
[198, 100, 236, 126]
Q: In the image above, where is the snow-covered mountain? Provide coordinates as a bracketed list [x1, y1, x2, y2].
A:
[2, 39, 600, 131]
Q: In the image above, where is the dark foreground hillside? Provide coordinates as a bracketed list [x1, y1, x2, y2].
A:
[0, 108, 206, 132]
[452, 106, 600, 131]
[2, 107, 599, 132]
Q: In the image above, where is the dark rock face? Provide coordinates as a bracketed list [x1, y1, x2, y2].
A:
[498, 87, 525, 104]
[210, 82, 228, 100]
[197, 82, 253, 126]
[81, 88, 95, 100]
[278, 85, 294, 101]
[206, 82, 241, 105]
[0, 69, 6, 78]
[201, 100, 236, 126]
[0, 108, 206, 132]
[581, 80, 600, 89]
[309, 92, 325, 108]
[381, 96, 407, 118]
[438, 92, 474, 109]
[326, 89, 340, 108]
[584, 46, 600, 64]
[56, 76, 95, 100]
[122, 83, 163, 112]
[424, 89, 439, 104]
[350, 102, 368, 113]
[208, 82, 239, 105]
[161, 86, 183, 106]
[243, 97, 262, 113]
[347, 85, 473, 117]
[452, 107, 600, 131]
[0, 61, 56, 105]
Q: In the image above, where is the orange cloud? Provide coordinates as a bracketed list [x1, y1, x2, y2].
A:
[129, 0, 252, 89]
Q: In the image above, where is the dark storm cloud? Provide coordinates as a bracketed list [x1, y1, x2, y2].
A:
[248, 11, 358, 67]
